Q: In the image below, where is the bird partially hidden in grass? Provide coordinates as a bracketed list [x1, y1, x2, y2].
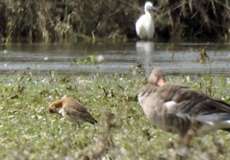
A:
[49, 95, 97, 125]
[138, 68, 230, 147]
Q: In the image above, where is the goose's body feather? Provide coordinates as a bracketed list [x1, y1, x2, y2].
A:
[138, 84, 230, 137]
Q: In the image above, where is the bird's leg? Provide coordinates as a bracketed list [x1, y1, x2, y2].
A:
[176, 129, 195, 158]
[180, 129, 195, 146]
[77, 122, 81, 128]
[179, 120, 201, 146]
[212, 133, 225, 154]
[71, 121, 80, 130]
[176, 143, 190, 158]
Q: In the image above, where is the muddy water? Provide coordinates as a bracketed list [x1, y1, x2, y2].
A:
[0, 42, 229, 75]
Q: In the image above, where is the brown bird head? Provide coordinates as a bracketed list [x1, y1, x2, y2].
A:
[148, 68, 166, 87]
[48, 100, 63, 113]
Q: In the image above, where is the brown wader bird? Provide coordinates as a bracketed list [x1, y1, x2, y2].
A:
[49, 95, 97, 125]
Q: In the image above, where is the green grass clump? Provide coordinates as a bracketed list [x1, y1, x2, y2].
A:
[0, 72, 229, 159]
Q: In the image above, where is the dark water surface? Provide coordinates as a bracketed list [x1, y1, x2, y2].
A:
[0, 42, 229, 75]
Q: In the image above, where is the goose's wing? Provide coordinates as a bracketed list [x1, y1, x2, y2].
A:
[161, 100, 230, 135]
[158, 84, 230, 115]
[156, 84, 189, 102]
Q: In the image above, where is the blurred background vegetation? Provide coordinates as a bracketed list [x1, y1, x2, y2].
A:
[0, 0, 230, 43]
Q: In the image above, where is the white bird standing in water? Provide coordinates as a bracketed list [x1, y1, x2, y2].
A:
[135, 1, 156, 40]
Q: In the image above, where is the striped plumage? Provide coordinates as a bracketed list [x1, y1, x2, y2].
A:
[49, 95, 97, 125]
[138, 69, 230, 145]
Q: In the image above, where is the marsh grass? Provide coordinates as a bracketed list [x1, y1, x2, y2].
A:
[0, 72, 229, 159]
[0, 0, 230, 43]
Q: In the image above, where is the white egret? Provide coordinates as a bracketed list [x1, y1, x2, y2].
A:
[135, 1, 156, 40]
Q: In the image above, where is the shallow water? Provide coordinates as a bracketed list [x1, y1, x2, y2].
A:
[0, 42, 230, 75]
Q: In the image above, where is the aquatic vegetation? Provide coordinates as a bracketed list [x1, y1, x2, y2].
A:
[0, 72, 229, 159]
[73, 55, 98, 65]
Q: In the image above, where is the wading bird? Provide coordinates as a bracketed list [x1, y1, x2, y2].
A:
[138, 68, 230, 146]
[135, 1, 157, 40]
[49, 95, 97, 125]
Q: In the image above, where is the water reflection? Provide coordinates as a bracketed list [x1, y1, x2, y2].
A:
[0, 43, 229, 75]
[136, 41, 155, 76]
[136, 42, 230, 75]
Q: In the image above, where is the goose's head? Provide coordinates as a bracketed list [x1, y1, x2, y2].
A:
[144, 1, 157, 14]
[148, 68, 166, 87]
